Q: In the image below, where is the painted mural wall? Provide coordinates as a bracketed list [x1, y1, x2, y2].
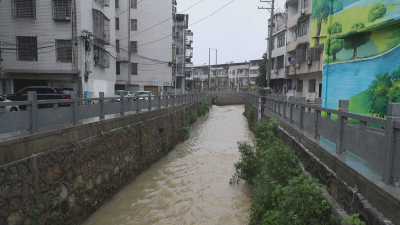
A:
[311, 0, 400, 117]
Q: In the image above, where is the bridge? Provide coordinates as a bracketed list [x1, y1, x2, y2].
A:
[0, 92, 398, 224]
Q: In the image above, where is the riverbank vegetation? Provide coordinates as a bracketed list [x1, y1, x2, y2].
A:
[231, 119, 338, 225]
[181, 100, 210, 135]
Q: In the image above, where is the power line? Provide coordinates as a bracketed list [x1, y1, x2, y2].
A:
[137, 0, 237, 48]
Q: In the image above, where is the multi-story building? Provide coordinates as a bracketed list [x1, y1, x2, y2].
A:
[228, 62, 250, 90]
[192, 65, 208, 90]
[172, 14, 193, 93]
[249, 59, 263, 88]
[286, 0, 323, 101]
[0, 0, 117, 97]
[0, 0, 178, 97]
[115, 0, 175, 95]
[266, 11, 293, 97]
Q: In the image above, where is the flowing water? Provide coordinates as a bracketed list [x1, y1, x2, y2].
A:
[83, 105, 254, 225]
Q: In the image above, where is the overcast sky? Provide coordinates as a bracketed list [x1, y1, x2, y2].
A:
[177, 0, 286, 65]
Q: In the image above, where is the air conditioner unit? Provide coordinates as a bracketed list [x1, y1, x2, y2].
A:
[307, 59, 312, 65]
[295, 63, 300, 68]
[274, 69, 278, 74]
[301, 9, 306, 14]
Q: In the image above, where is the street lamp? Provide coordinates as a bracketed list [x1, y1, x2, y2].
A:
[209, 48, 217, 91]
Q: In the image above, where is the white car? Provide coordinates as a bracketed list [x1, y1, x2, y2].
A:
[135, 91, 155, 100]
[0, 96, 19, 112]
[113, 90, 135, 102]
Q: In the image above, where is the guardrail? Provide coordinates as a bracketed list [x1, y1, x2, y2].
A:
[248, 94, 400, 187]
[0, 92, 208, 136]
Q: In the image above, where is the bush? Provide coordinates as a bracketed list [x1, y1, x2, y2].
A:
[233, 119, 334, 225]
[258, 88, 267, 96]
[368, 3, 386, 22]
[247, 106, 255, 127]
[190, 111, 198, 124]
[199, 100, 210, 116]
[181, 127, 189, 134]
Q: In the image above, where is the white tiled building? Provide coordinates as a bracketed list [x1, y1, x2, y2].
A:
[0, 0, 176, 97]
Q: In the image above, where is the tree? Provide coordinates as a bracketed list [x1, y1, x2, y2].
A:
[366, 66, 400, 117]
[343, 23, 371, 60]
[326, 22, 343, 61]
[256, 57, 267, 87]
[312, 0, 343, 45]
[368, 3, 387, 22]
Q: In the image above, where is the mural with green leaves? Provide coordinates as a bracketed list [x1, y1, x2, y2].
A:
[313, 0, 400, 117]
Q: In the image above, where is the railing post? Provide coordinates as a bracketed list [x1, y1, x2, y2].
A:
[299, 97, 306, 130]
[336, 100, 349, 154]
[278, 98, 281, 117]
[148, 94, 152, 111]
[289, 96, 294, 124]
[173, 93, 176, 106]
[283, 97, 287, 119]
[28, 91, 38, 134]
[159, 95, 162, 109]
[71, 92, 78, 125]
[136, 96, 140, 113]
[99, 92, 105, 120]
[314, 98, 322, 139]
[382, 103, 400, 185]
[258, 96, 262, 122]
[120, 92, 125, 116]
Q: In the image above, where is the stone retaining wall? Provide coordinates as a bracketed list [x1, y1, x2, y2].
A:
[209, 93, 246, 106]
[0, 100, 210, 225]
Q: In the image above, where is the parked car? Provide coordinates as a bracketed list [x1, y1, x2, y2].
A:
[0, 96, 19, 112]
[113, 90, 135, 102]
[4, 86, 71, 110]
[135, 91, 155, 100]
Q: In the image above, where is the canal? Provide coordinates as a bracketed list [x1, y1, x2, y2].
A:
[83, 105, 254, 225]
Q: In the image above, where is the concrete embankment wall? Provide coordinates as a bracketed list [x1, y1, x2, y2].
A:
[209, 93, 246, 106]
[0, 99, 210, 225]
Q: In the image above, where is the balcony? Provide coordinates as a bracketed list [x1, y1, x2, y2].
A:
[93, 9, 110, 45]
[277, 22, 287, 32]
[185, 48, 193, 59]
[93, 46, 110, 68]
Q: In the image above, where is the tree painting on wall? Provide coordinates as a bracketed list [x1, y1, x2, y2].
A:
[368, 3, 387, 22]
[312, 0, 343, 45]
[343, 23, 371, 60]
[366, 65, 400, 118]
[325, 22, 343, 61]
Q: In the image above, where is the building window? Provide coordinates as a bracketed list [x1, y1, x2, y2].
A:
[277, 55, 284, 69]
[115, 17, 119, 30]
[12, 0, 36, 18]
[131, 0, 137, 8]
[271, 38, 275, 50]
[271, 58, 275, 70]
[131, 63, 137, 75]
[277, 33, 285, 48]
[130, 41, 137, 53]
[176, 47, 179, 55]
[131, 19, 137, 31]
[56, 40, 72, 62]
[116, 62, 120, 75]
[52, 0, 71, 20]
[296, 45, 307, 63]
[309, 79, 316, 92]
[93, 46, 110, 68]
[93, 9, 110, 44]
[301, 0, 308, 9]
[299, 20, 308, 37]
[17, 36, 37, 61]
[175, 32, 179, 39]
[116, 40, 120, 53]
[297, 80, 303, 92]
[115, 0, 119, 8]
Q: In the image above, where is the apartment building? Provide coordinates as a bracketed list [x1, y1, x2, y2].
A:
[228, 62, 250, 89]
[171, 14, 193, 93]
[286, 0, 323, 101]
[192, 65, 208, 90]
[266, 11, 293, 96]
[115, 0, 175, 95]
[0, 0, 117, 97]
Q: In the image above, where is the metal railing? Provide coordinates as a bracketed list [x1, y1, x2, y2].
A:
[0, 92, 208, 136]
[253, 95, 400, 186]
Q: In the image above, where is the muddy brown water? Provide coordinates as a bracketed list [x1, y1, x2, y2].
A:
[83, 105, 254, 225]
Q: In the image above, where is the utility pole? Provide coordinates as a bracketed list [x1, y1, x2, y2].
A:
[259, 0, 274, 93]
[127, 0, 131, 91]
[215, 49, 217, 88]
[208, 48, 211, 91]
